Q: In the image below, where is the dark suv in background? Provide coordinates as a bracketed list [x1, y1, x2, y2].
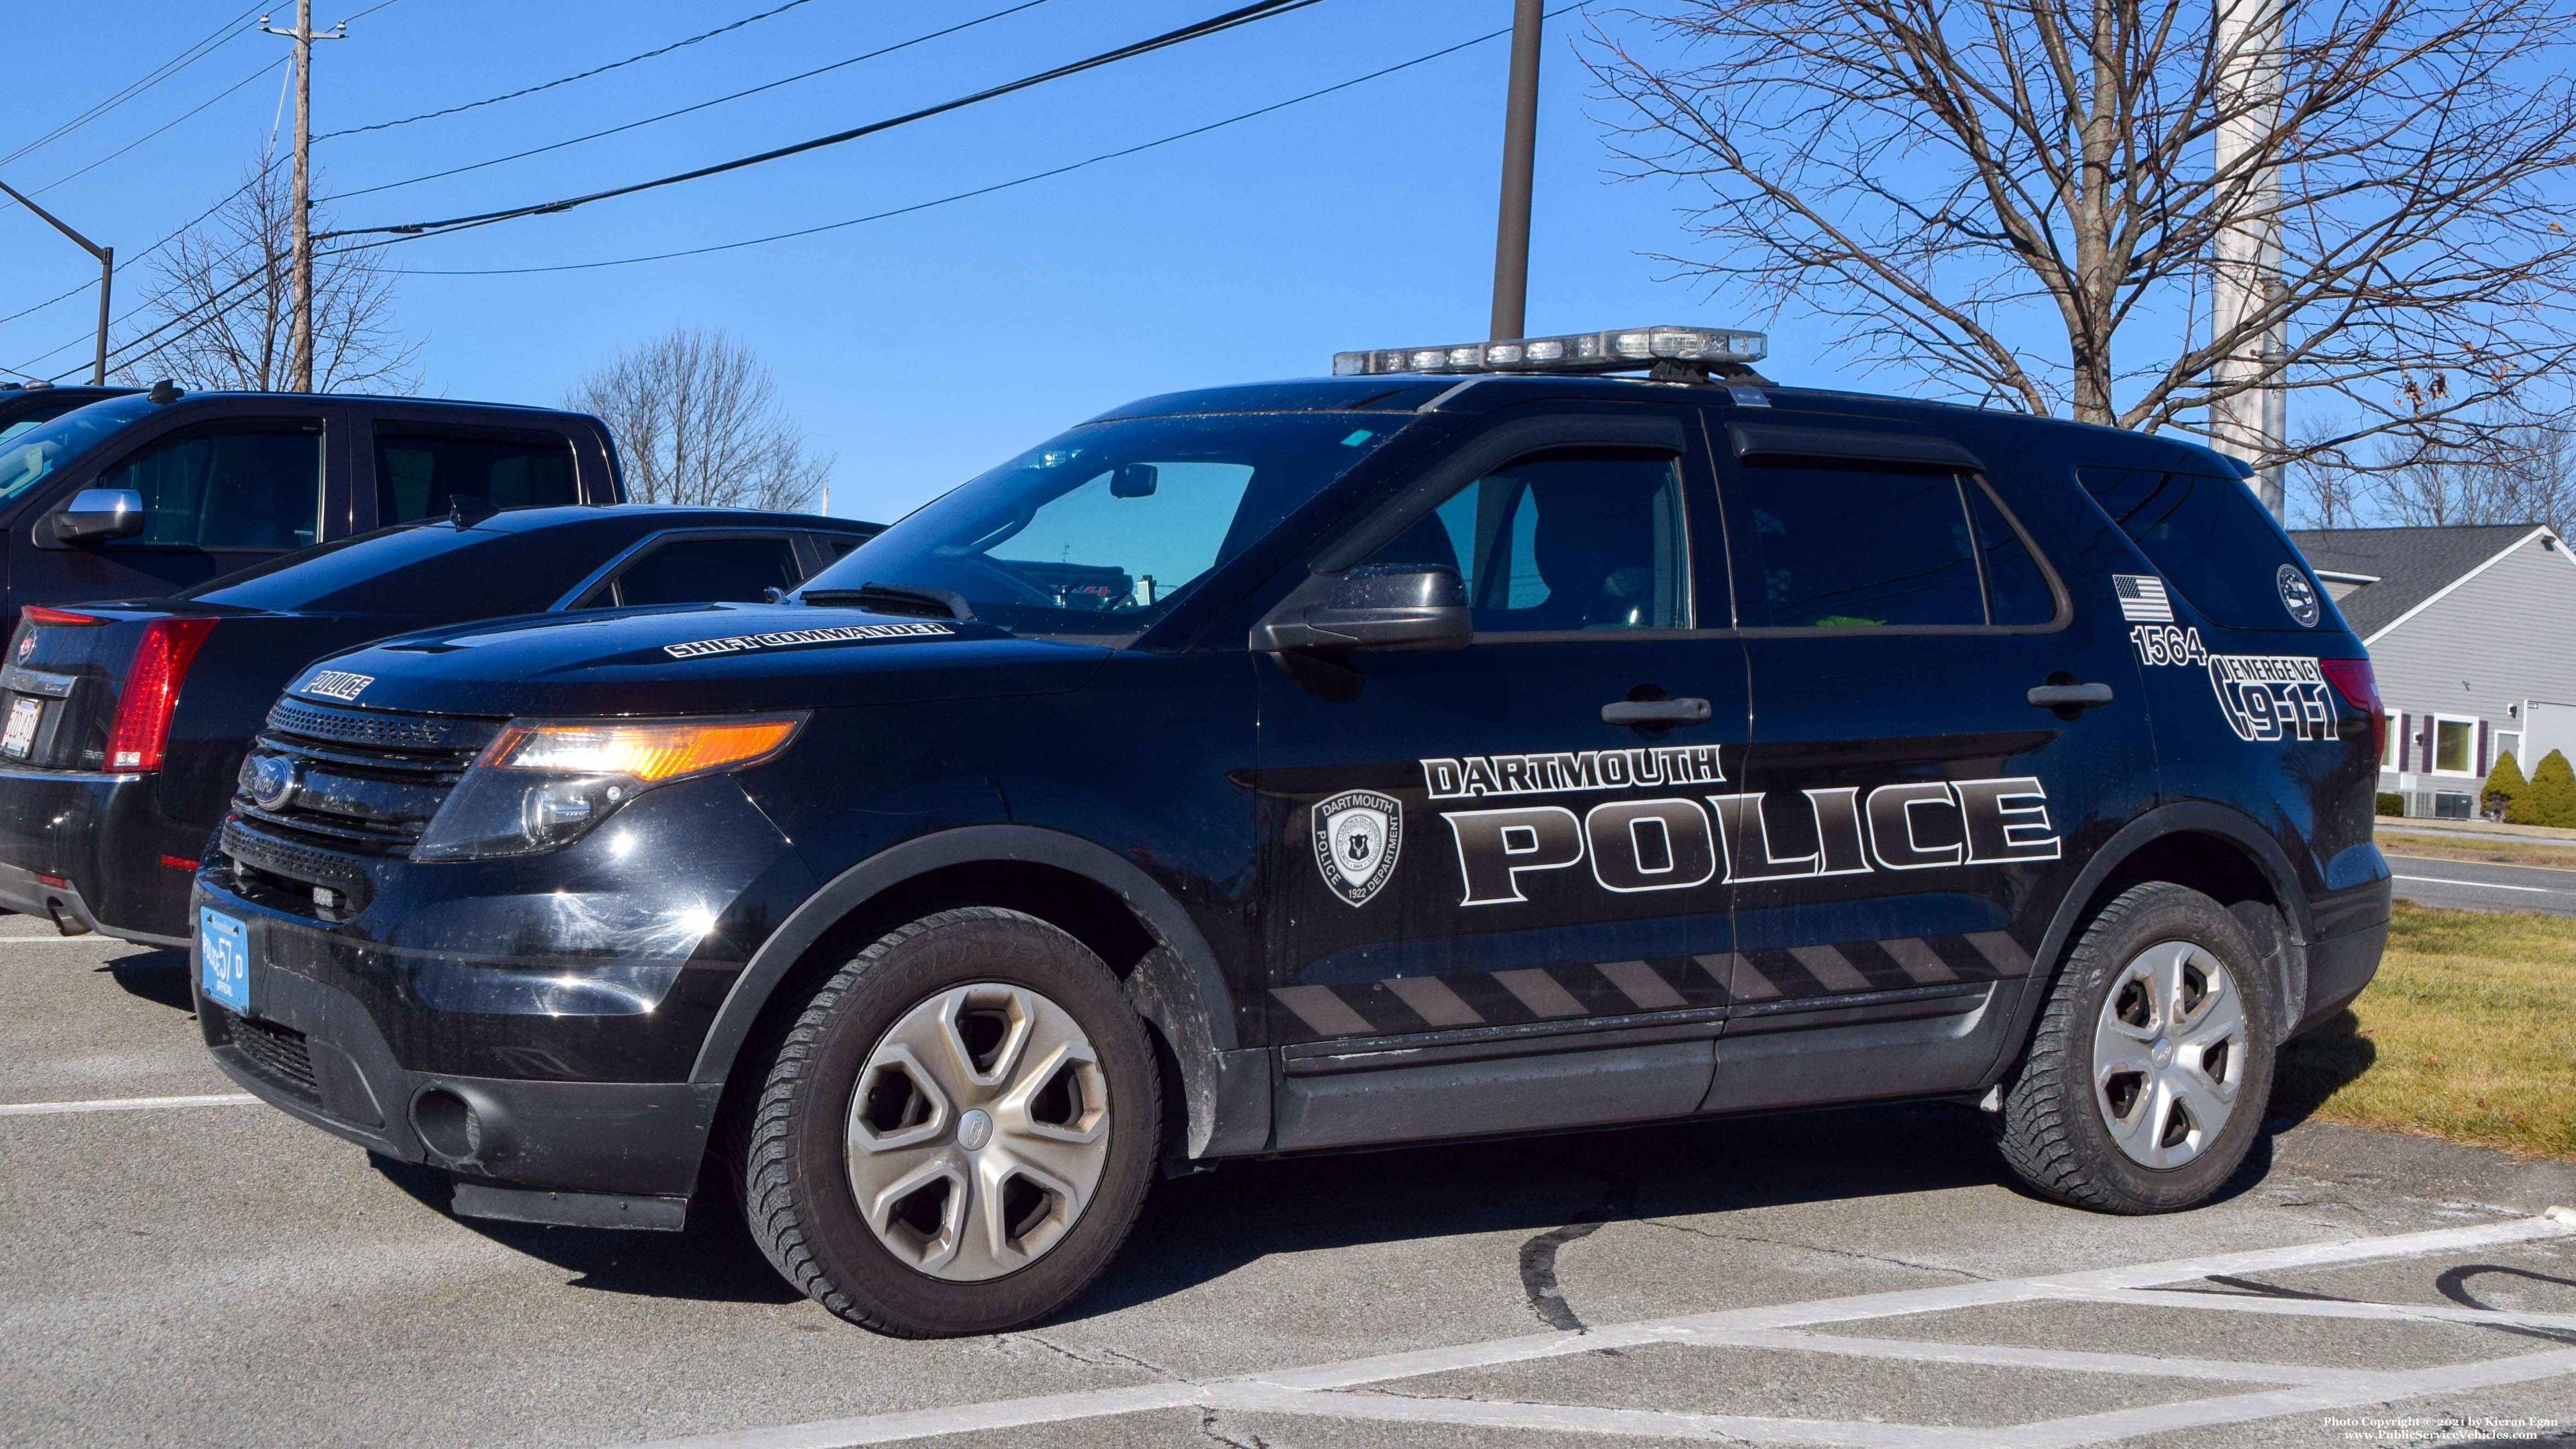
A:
[0, 507, 877, 945]
[0, 385, 624, 633]
[191, 327, 2389, 1338]
[0, 382, 136, 443]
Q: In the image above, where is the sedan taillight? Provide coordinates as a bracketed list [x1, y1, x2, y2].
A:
[106, 618, 217, 771]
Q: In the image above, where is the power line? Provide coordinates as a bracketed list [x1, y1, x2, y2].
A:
[0, 3, 266, 168]
[324, 0, 1054, 203]
[28, 56, 288, 199]
[314, 0, 830, 142]
[394, 8, 1571, 278]
[319, 0, 1330, 243]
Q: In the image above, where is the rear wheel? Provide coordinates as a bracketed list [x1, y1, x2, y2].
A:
[1994, 882, 2276, 1214]
[741, 907, 1159, 1335]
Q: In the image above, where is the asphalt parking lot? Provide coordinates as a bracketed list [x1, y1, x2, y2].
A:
[5, 920, 2574, 1449]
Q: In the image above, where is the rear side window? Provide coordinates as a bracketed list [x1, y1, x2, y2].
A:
[376, 430, 576, 522]
[1724, 459, 1986, 627]
[2078, 467, 2315, 629]
[1967, 486, 2056, 625]
[101, 424, 322, 551]
[593, 535, 802, 608]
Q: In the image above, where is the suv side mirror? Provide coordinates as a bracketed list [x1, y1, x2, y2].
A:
[50, 488, 144, 546]
[1253, 563, 1471, 653]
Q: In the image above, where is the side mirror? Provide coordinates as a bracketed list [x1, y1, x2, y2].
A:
[1252, 563, 1471, 653]
[50, 488, 144, 546]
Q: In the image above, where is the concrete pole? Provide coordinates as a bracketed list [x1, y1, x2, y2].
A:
[2208, 0, 2287, 517]
[1489, 0, 1543, 342]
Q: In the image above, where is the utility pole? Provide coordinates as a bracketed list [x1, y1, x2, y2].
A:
[2208, 0, 2287, 518]
[263, 4, 342, 393]
[0, 179, 113, 385]
[1489, 0, 1543, 342]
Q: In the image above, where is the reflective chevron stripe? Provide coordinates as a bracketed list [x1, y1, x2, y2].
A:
[1269, 929, 2035, 1042]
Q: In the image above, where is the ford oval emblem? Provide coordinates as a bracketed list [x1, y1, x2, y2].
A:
[243, 754, 299, 812]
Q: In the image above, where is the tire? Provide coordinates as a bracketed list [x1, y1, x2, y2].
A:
[741, 906, 1161, 1335]
[1994, 882, 2278, 1214]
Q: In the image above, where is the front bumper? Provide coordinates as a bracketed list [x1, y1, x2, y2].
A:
[191, 775, 819, 1219]
[0, 764, 197, 944]
[196, 878, 724, 1209]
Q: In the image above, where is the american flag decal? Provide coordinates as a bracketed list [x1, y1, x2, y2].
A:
[2113, 574, 2173, 622]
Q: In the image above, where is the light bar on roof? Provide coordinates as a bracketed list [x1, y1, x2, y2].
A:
[1332, 325, 1768, 377]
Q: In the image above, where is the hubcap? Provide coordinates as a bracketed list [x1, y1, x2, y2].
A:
[2092, 940, 2247, 1169]
[844, 983, 1111, 1282]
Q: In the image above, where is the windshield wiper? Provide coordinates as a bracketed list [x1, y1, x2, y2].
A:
[800, 581, 977, 622]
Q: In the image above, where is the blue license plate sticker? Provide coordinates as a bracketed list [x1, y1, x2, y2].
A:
[199, 907, 249, 1012]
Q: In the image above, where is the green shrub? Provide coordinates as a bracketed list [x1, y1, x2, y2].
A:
[2377, 792, 2406, 816]
[2485, 750, 2529, 820]
[2514, 750, 2576, 828]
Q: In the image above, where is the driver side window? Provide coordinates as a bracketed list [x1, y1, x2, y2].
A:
[1365, 448, 1689, 632]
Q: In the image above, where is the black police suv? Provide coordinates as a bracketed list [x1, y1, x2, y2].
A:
[0, 506, 877, 946]
[0, 383, 625, 635]
[191, 327, 2388, 1337]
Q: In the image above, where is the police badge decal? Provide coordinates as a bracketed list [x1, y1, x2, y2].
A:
[1313, 790, 1402, 906]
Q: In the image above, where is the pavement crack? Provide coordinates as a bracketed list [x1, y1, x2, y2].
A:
[1517, 1165, 1640, 1333]
[1196, 1407, 1279, 1449]
[1638, 1219, 1994, 1282]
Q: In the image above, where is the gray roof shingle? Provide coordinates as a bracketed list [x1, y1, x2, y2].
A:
[2287, 523, 2545, 638]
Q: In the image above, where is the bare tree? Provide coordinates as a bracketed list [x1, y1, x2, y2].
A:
[566, 329, 829, 511]
[120, 158, 418, 393]
[1592, 0, 2576, 462]
[2294, 410, 2576, 537]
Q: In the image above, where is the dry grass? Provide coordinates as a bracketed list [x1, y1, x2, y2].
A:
[2272, 901, 2576, 1161]
[2377, 831, 2576, 872]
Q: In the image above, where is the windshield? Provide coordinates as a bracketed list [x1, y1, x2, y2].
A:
[799, 412, 1409, 637]
[0, 393, 161, 504]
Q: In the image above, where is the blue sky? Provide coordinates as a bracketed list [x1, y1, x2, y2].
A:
[0, 1, 1872, 523]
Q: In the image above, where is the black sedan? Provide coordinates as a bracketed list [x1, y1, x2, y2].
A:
[0, 504, 878, 944]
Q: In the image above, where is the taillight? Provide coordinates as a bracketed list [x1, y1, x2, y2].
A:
[23, 607, 106, 627]
[2317, 658, 2383, 757]
[105, 618, 217, 771]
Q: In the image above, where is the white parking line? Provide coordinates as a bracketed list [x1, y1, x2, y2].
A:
[2392, 873, 2552, 893]
[0, 1093, 257, 1117]
[0, 934, 125, 945]
[620, 1214, 2576, 1449]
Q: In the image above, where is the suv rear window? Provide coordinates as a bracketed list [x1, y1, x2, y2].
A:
[377, 431, 577, 522]
[2078, 467, 2320, 630]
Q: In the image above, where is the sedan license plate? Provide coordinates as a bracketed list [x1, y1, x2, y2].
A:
[1, 696, 38, 760]
[199, 908, 250, 1013]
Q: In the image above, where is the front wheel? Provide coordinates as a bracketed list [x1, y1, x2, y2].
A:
[741, 907, 1160, 1335]
[1994, 882, 2277, 1214]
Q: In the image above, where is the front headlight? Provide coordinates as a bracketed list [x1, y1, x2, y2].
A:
[413, 714, 803, 862]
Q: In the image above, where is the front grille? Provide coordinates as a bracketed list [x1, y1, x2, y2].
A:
[236, 701, 500, 858]
[221, 1009, 317, 1095]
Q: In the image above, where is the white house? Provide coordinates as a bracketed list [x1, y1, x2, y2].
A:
[2289, 523, 2576, 817]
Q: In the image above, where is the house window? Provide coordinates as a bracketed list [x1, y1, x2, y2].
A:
[2433, 717, 2475, 775]
[2383, 713, 2402, 770]
[2498, 730, 2523, 770]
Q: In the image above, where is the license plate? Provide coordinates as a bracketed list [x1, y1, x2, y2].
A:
[1, 696, 37, 760]
[199, 908, 249, 1013]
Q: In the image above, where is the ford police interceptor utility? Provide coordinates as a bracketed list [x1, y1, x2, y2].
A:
[193, 326, 2388, 1336]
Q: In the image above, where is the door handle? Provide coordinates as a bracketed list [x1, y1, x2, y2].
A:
[1602, 696, 1712, 727]
[2027, 682, 2114, 711]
